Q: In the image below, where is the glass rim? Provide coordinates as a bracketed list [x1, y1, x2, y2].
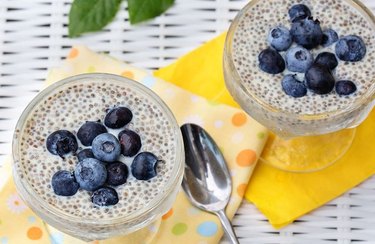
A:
[12, 73, 185, 226]
[224, 0, 375, 120]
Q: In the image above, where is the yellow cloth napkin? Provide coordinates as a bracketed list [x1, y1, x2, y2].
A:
[0, 46, 268, 243]
[154, 33, 375, 228]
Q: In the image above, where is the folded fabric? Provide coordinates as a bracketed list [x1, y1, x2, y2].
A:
[155, 33, 375, 228]
[0, 45, 268, 244]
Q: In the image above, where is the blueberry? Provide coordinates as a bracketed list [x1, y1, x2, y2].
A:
[77, 148, 95, 162]
[291, 17, 323, 49]
[267, 26, 292, 51]
[92, 133, 121, 162]
[335, 35, 366, 62]
[258, 48, 285, 74]
[335, 80, 357, 95]
[118, 129, 142, 157]
[77, 121, 107, 146]
[281, 75, 307, 98]
[106, 161, 129, 186]
[314, 52, 338, 70]
[131, 152, 159, 180]
[92, 187, 119, 207]
[46, 130, 78, 158]
[288, 4, 311, 22]
[321, 29, 339, 47]
[74, 158, 107, 191]
[305, 64, 335, 94]
[51, 170, 79, 196]
[104, 107, 133, 129]
[286, 47, 313, 73]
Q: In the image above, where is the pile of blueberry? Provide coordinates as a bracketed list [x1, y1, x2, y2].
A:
[46, 106, 160, 207]
[258, 4, 366, 98]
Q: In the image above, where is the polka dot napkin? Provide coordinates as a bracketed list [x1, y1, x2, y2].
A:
[0, 46, 268, 243]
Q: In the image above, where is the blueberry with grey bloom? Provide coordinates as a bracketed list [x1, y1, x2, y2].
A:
[281, 75, 307, 98]
[321, 29, 339, 47]
[104, 107, 133, 129]
[288, 4, 311, 22]
[267, 26, 292, 51]
[77, 148, 95, 162]
[335, 80, 357, 95]
[258, 48, 285, 74]
[131, 152, 159, 180]
[92, 187, 119, 206]
[314, 52, 338, 70]
[335, 35, 366, 62]
[46, 130, 78, 158]
[286, 47, 313, 73]
[291, 17, 323, 49]
[92, 133, 121, 162]
[74, 158, 107, 191]
[77, 121, 107, 146]
[51, 170, 80, 196]
[305, 64, 335, 94]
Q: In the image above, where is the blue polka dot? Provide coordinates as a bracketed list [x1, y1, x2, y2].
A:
[28, 216, 36, 223]
[142, 76, 156, 88]
[50, 232, 64, 244]
[1, 237, 8, 244]
[197, 221, 218, 237]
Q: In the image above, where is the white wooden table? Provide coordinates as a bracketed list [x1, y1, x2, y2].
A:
[1, 0, 375, 243]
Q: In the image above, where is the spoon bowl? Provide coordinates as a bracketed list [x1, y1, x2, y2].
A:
[181, 123, 239, 244]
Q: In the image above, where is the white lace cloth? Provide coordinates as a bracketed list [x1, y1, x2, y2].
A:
[1, 0, 375, 243]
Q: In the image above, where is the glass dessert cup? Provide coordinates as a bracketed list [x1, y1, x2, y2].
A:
[224, 0, 375, 172]
[12, 74, 185, 241]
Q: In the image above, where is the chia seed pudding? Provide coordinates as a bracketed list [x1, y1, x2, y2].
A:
[12, 74, 184, 240]
[224, 0, 375, 136]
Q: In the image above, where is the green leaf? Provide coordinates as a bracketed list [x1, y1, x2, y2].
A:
[128, 0, 175, 24]
[69, 0, 122, 37]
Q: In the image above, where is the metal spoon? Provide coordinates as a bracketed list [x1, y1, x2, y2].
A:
[181, 123, 239, 244]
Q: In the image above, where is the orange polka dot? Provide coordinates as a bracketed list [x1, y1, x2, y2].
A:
[27, 226, 42, 240]
[121, 71, 134, 79]
[67, 48, 79, 59]
[14, 201, 19, 206]
[237, 183, 248, 197]
[232, 112, 247, 126]
[162, 208, 174, 220]
[236, 149, 257, 167]
[91, 241, 100, 244]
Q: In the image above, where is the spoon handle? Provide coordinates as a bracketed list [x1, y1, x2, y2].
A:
[216, 209, 239, 244]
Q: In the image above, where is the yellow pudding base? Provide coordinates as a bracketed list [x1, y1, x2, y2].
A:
[260, 129, 356, 172]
